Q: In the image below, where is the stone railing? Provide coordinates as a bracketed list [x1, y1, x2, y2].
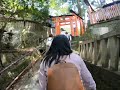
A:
[79, 29, 120, 71]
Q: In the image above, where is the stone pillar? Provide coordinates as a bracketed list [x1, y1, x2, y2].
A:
[108, 37, 119, 71]
[97, 39, 108, 67]
[118, 38, 120, 71]
[84, 44, 87, 59]
[83, 44, 86, 59]
[82, 44, 84, 58]
[88, 42, 93, 63]
[79, 45, 82, 56]
[92, 42, 95, 64]
[81, 44, 83, 58]
[92, 41, 99, 65]
[86, 43, 89, 60]
[118, 58, 120, 71]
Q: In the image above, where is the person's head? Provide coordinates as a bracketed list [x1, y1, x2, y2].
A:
[61, 28, 65, 31]
[49, 34, 53, 37]
[43, 35, 72, 67]
[65, 32, 68, 34]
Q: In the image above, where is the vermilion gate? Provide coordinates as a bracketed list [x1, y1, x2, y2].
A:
[51, 13, 85, 36]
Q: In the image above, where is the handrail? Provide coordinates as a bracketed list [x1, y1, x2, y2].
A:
[79, 30, 120, 71]
[6, 56, 41, 90]
[0, 50, 33, 75]
[6, 50, 45, 90]
[89, 2, 120, 24]
[0, 49, 34, 53]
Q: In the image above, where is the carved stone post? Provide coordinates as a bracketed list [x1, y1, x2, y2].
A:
[97, 39, 108, 67]
[88, 42, 93, 63]
[81, 44, 84, 58]
[86, 43, 89, 60]
[92, 40, 99, 65]
[84, 44, 87, 59]
[83, 44, 86, 59]
[108, 36, 119, 71]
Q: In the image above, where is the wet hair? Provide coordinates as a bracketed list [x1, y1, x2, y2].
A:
[43, 35, 72, 67]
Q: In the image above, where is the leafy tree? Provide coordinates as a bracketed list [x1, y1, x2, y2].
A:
[0, 0, 49, 22]
[0, 0, 49, 67]
[49, 0, 71, 16]
[48, 0, 88, 18]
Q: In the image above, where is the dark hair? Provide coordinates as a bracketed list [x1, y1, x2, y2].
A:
[43, 35, 72, 67]
[65, 32, 68, 34]
[49, 34, 53, 37]
[61, 28, 65, 31]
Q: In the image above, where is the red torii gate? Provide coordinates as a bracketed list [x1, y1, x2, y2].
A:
[51, 13, 85, 36]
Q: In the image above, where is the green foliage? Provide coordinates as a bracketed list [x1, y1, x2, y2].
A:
[76, 0, 87, 19]
[48, 0, 87, 18]
[49, 0, 70, 16]
[80, 29, 94, 41]
[0, 0, 49, 22]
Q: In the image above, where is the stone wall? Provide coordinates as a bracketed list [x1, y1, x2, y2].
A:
[89, 19, 120, 35]
[0, 21, 47, 48]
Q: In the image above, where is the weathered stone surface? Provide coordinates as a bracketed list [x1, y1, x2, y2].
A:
[92, 41, 99, 65]
[85, 61, 120, 90]
[82, 44, 86, 59]
[81, 14, 120, 90]
[90, 19, 120, 36]
[79, 21, 120, 71]
[86, 43, 89, 60]
[118, 58, 120, 71]
[88, 43, 93, 62]
[92, 43, 95, 64]
[81, 45, 84, 58]
[107, 37, 119, 71]
[97, 39, 108, 67]
[79, 45, 82, 56]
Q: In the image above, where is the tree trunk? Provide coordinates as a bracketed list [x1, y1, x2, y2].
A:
[77, 0, 81, 16]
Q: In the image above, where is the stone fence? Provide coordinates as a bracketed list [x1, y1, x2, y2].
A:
[79, 29, 120, 71]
